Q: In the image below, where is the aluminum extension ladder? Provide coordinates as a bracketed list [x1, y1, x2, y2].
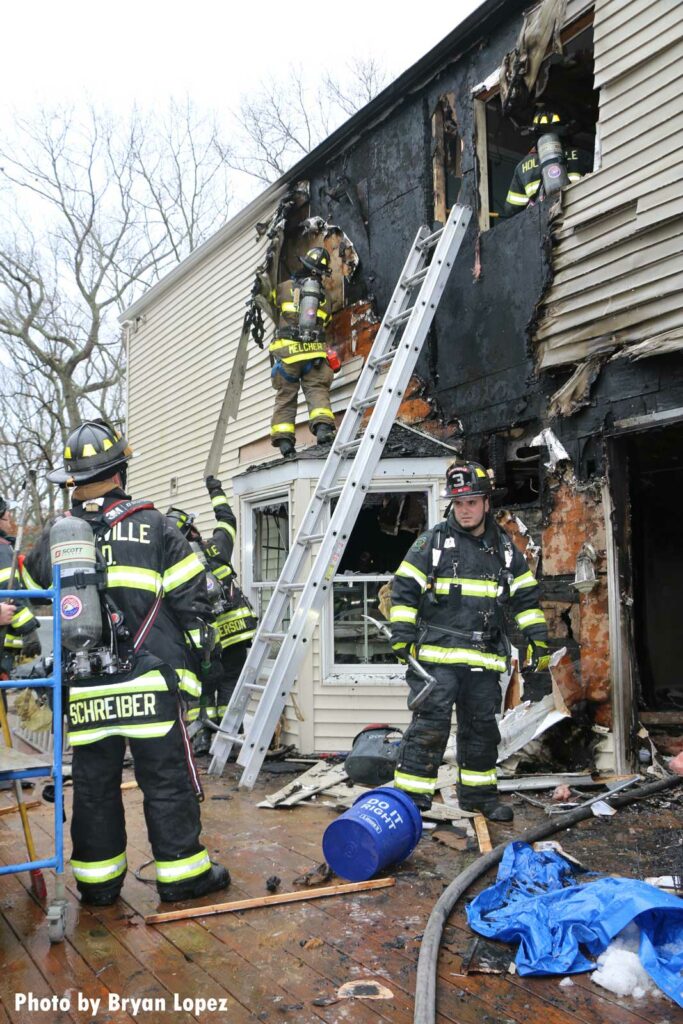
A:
[209, 203, 472, 787]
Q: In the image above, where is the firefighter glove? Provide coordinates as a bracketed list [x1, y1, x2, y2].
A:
[393, 642, 415, 665]
[205, 475, 222, 493]
[22, 631, 41, 659]
[526, 639, 550, 672]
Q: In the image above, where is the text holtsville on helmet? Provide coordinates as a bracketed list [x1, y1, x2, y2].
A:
[442, 462, 493, 499]
[299, 247, 332, 276]
[47, 421, 133, 485]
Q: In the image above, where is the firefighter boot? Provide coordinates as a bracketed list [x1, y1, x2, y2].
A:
[158, 863, 231, 903]
[275, 437, 295, 458]
[315, 424, 335, 446]
[458, 785, 513, 823]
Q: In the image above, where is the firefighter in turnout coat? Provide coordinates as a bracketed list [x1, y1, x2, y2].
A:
[270, 246, 336, 457]
[168, 475, 257, 756]
[22, 421, 230, 905]
[0, 495, 41, 670]
[389, 462, 549, 821]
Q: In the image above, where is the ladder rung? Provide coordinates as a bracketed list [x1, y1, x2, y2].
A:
[279, 582, 305, 591]
[297, 530, 325, 544]
[214, 733, 244, 745]
[334, 438, 362, 455]
[402, 267, 429, 288]
[351, 395, 377, 412]
[260, 632, 286, 641]
[386, 306, 414, 328]
[417, 227, 444, 249]
[367, 349, 396, 370]
[246, 683, 266, 692]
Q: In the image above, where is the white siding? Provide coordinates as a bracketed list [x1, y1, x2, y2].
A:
[536, 0, 683, 368]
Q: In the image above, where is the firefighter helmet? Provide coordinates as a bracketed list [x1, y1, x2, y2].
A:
[532, 109, 566, 135]
[299, 247, 332, 276]
[47, 421, 132, 485]
[442, 462, 493, 499]
[166, 507, 197, 537]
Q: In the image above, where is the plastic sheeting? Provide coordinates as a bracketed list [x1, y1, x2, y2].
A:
[467, 842, 683, 1007]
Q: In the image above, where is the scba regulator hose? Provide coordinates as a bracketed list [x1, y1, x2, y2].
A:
[413, 774, 683, 1024]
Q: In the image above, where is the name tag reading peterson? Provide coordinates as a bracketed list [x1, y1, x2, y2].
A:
[69, 692, 157, 725]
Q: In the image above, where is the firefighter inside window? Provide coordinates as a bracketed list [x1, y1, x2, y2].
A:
[333, 492, 427, 666]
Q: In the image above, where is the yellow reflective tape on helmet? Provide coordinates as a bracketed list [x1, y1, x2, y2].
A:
[416, 645, 506, 671]
[309, 407, 335, 421]
[211, 494, 228, 508]
[81, 443, 97, 457]
[155, 849, 210, 883]
[271, 422, 296, 435]
[102, 438, 113, 451]
[71, 851, 127, 883]
[395, 560, 427, 587]
[162, 552, 204, 592]
[515, 608, 546, 629]
[475, 467, 486, 477]
[64, 445, 72, 459]
[510, 571, 536, 594]
[390, 604, 417, 624]
[68, 721, 175, 745]
[107, 566, 162, 592]
[394, 770, 437, 794]
[459, 767, 498, 787]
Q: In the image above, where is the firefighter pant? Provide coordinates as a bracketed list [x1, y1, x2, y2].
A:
[198, 642, 248, 721]
[271, 359, 335, 443]
[394, 664, 501, 803]
[71, 721, 210, 900]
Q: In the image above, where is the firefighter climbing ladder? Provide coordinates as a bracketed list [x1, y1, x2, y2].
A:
[209, 203, 472, 787]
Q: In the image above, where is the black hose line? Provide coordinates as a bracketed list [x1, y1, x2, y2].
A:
[414, 774, 683, 1024]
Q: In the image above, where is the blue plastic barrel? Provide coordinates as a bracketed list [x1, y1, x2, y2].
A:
[322, 786, 423, 881]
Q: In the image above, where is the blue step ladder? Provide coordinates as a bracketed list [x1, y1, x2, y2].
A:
[0, 567, 67, 943]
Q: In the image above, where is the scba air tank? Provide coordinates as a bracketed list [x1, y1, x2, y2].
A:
[537, 132, 570, 195]
[50, 516, 102, 652]
[298, 277, 323, 336]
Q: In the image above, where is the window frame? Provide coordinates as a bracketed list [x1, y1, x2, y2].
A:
[242, 490, 291, 622]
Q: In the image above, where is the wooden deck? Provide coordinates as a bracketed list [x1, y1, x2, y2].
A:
[1, 763, 682, 1024]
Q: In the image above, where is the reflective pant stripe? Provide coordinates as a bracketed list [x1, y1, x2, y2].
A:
[68, 721, 175, 745]
[459, 767, 498, 787]
[156, 849, 211, 883]
[416, 646, 506, 671]
[394, 770, 437, 794]
[271, 422, 296, 435]
[309, 407, 334, 421]
[71, 851, 127, 883]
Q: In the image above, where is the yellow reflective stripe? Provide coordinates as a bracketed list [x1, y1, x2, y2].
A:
[10, 606, 34, 628]
[107, 565, 162, 593]
[280, 302, 298, 313]
[309, 407, 335, 421]
[279, 350, 326, 363]
[271, 422, 296, 435]
[186, 628, 202, 647]
[213, 564, 233, 580]
[20, 564, 43, 591]
[515, 608, 546, 629]
[524, 180, 541, 196]
[506, 191, 528, 206]
[4, 635, 23, 649]
[211, 495, 228, 508]
[222, 629, 256, 648]
[417, 645, 506, 670]
[217, 606, 252, 624]
[510, 571, 536, 594]
[186, 706, 201, 722]
[0, 568, 11, 583]
[177, 668, 201, 697]
[269, 338, 297, 351]
[68, 721, 174, 745]
[390, 605, 417, 624]
[434, 577, 498, 598]
[71, 851, 127, 883]
[156, 849, 211, 883]
[162, 553, 204, 592]
[215, 521, 236, 541]
[459, 768, 498, 787]
[394, 770, 437, 794]
[395, 561, 427, 587]
[69, 671, 169, 701]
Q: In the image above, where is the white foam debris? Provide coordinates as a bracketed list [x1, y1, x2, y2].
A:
[559, 977, 574, 988]
[591, 925, 663, 1000]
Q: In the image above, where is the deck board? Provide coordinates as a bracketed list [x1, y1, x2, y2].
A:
[1, 764, 682, 1024]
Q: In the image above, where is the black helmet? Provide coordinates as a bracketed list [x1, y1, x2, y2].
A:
[166, 506, 197, 538]
[532, 109, 566, 135]
[442, 462, 493, 499]
[299, 246, 331, 276]
[47, 420, 132, 485]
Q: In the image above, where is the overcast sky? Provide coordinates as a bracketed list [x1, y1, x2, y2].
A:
[1, 0, 483, 121]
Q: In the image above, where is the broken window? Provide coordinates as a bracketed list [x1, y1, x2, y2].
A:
[330, 490, 428, 669]
[432, 94, 463, 224]
[475, 15, 598, 230]
[250, 498, 290, 625]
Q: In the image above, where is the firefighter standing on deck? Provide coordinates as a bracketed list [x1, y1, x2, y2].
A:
[270, 246, 337, 457]
[21, 421, 230, 906]
[503, 110, 592, 217]
[168, 475, 257, 756]
[389, 462, 549, 822]
[0, 495, 41, 671]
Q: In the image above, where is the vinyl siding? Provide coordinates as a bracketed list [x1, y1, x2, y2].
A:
[536, 0, 683, 368]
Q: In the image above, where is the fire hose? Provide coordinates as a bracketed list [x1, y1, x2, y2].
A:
[413, 773, 683, 1024]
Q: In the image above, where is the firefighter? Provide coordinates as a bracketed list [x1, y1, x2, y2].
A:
[503, 109, 592, 217]
[0, 495, 41, 670]
[22, 421, 230, 906]
[389, 462, 549, 821]
[270, 246, 337, 457]
[168, 475, 257, 756]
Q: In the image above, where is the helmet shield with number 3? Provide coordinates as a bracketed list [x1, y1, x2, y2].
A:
[442, 462, 492, 499]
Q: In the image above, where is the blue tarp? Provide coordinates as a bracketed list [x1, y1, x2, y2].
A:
[467, 842, 683, 1007]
